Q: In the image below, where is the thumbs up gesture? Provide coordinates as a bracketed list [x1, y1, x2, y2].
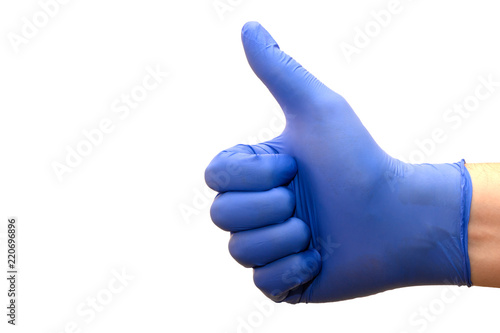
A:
[205, 22, 472, 303]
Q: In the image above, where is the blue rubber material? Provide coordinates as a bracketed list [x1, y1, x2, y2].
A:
[205, 22, 473, 303]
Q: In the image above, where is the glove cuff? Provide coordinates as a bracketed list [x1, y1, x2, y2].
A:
[460, 159, 473, 287]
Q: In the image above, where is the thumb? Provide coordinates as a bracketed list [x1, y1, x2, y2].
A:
[242, 22, 333, 117]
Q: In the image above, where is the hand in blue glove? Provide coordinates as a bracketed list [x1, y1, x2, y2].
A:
[205, 22, 472, 303]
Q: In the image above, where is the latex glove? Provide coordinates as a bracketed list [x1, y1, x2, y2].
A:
[205, 22, 472, 303]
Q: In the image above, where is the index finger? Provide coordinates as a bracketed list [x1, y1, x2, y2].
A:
[205, 144, 297, 192]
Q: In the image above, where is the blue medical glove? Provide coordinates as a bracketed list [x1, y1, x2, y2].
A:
[205, 22, 472, 303]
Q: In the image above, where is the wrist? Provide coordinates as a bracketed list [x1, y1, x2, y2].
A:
[466, 163, 500, 287]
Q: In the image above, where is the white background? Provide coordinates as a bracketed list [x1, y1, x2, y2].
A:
[1, 0, 500, 332]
